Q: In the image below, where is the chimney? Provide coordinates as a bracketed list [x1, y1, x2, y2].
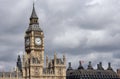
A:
[99, 62, 104, 70]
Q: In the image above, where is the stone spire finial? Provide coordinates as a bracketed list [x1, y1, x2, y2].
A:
[63, 54, 66, 65]
[54, 52, 57, 65]
[54, 52, 57, 58]
[50, 57, 53, 67]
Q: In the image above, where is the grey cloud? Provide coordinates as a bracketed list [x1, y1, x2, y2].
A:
[41, 0, 120, 70]
[113, 52, 120, 59]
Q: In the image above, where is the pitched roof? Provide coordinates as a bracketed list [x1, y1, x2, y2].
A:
[67, 69, 119, 78]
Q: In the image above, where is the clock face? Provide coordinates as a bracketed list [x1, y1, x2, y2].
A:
[35, 37, 41, 45]
[26, 38, 30, 46]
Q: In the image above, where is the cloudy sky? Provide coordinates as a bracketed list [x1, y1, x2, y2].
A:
[0, 0, 120, 71]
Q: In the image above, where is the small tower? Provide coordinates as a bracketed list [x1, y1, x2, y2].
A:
[16, 55, 22, 72]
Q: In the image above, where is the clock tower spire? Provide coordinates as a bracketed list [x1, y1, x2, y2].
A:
[22, 2, 66, 79]
[30, 3, 38, 19]
[27, 3, 42, 32]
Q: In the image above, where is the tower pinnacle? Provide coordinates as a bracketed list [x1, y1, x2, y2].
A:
[30, 3, 38, 19]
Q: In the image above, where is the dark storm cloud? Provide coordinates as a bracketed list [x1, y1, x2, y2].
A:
[0, 0, 120, 70]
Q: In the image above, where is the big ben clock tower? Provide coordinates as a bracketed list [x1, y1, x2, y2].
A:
[23, 3, 44, 79]
[22, 3, 66, 79]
